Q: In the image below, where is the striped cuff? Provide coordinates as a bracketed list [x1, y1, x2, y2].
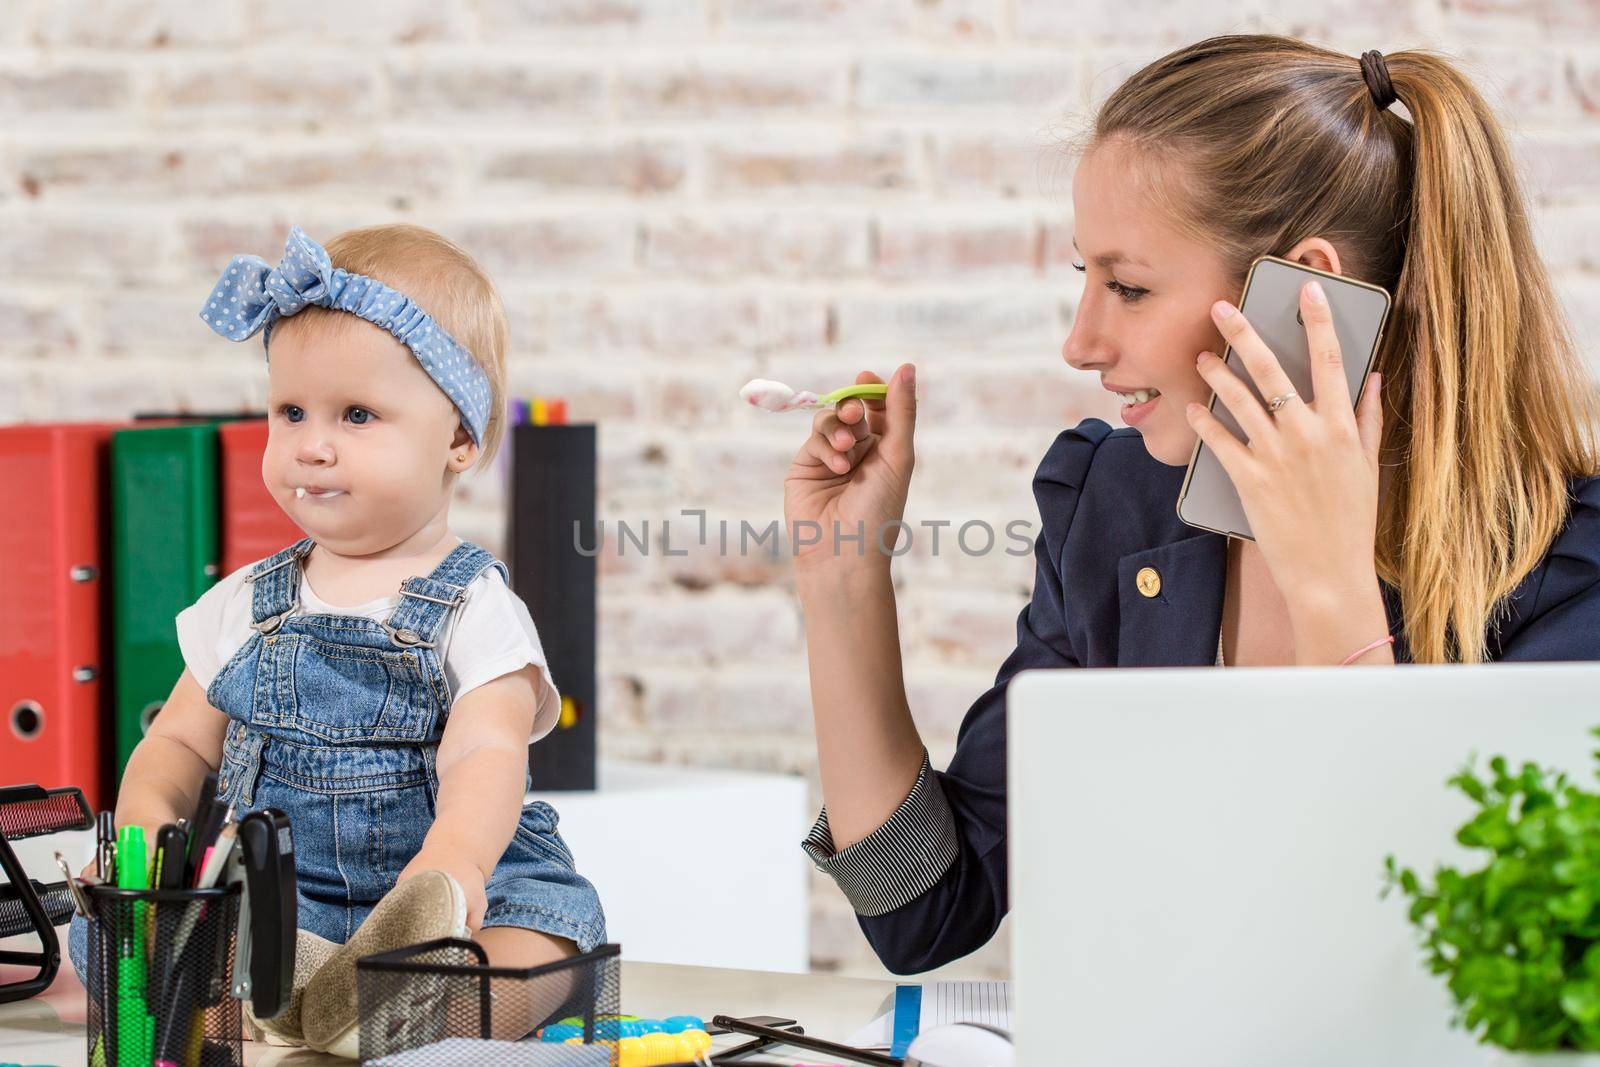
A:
[801, 752, 960, 918]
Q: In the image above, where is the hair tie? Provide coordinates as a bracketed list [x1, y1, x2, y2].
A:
[199, 227, 492, 446]
[1359, 49, 1397, 112]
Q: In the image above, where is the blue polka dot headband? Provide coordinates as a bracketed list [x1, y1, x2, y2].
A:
[198, 227, 492, 446]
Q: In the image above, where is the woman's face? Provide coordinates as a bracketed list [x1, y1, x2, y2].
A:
[1063, 140, 1235, 467]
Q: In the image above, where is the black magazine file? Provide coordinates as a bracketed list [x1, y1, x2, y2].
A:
[507, 423, 597, 791]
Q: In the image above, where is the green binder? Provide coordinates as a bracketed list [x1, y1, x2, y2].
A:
[110, 423, 220, 778]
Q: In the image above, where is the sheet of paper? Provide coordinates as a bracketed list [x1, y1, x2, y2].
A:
[846, 1006, 894, 1049]
[920, 980, 1013, 1032]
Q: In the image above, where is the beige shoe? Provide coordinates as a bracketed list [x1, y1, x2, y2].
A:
[300, 871, 469, 1059]
[243, 927, 340, 1046]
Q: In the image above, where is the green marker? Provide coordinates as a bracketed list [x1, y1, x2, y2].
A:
[116, 825, 152, 1067]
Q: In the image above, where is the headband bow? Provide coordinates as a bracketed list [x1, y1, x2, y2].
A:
[199, 227, 492, 446]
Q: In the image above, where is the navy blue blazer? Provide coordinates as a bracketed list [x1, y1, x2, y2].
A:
[859, 417, 1600, 974]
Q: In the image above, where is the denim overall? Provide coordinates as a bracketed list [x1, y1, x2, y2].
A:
[69, 537, 604, 975]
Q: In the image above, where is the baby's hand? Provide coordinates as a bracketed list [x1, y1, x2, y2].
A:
[399, 842, 488, 932]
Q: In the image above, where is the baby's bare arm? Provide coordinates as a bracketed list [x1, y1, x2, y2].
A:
[432, 666, 538, 868]
[116, 668, 229, 834]
[406, 666, 538, 885]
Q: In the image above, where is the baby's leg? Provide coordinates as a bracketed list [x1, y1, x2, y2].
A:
[476, 926, 580, 1040]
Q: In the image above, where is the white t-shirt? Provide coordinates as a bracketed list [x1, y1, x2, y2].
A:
[175, 558, 561, 743]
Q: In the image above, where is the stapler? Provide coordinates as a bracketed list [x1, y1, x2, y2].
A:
[227, 808, 296, 1019]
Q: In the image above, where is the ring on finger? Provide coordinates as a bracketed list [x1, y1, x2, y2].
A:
[1266, 391, 1300, 415]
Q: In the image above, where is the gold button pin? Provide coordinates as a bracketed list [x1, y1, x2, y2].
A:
[1136, 567, 1162, 598]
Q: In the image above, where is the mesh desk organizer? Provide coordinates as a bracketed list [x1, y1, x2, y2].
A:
[357, 939, 623, 1066]
[0, 783, 93, 1003]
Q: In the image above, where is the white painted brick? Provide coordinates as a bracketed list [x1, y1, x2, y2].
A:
[617, 58, 848, 119]
[911, 0, 1004, 41]
[641, 211, 870, 280]
[479, 140, 689, 195]
[447, 216, 638, 281]
[719, 0, 913, 40]
[387, 59, 606, 123]
[478, 0, 705, 40]
[546, 289, 829, 354]
[1016, 0, 1267, 47]
[857, 54, 1077, 111]
[1536, 206, 1600, 273]
[1519, 134, 1600, 203]
[873, 212, 1041, 282]
[831, 291, 1062, 350]
[706, 131, 916, 196]
[0, 63, 137, 119]
[0, 215, 174, 285]
[0, 293, 83, 358]
[154, 56, 381, 124]
[250, 0, 467, 44]
[28, 0, 251, 48]
[933, 129, 1071, 199]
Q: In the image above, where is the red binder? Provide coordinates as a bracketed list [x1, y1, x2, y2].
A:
[218, 420, 301, 576]
[0, 423, 124, 809]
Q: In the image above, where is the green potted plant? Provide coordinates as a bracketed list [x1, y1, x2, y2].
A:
[1386, 729, 1600, 1062]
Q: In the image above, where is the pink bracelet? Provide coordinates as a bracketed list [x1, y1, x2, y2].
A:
[1340, 634, 1395, 666]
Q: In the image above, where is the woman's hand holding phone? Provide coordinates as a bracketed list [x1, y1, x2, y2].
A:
[1184, 280, 1394, 663]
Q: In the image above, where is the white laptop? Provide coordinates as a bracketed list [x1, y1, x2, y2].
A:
[1006, 664, 1599, 1066]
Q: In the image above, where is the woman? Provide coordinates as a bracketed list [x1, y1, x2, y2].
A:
[784, 35, 1600, 975]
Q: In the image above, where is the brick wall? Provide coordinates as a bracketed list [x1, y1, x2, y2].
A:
[2, 0, 1597, 980]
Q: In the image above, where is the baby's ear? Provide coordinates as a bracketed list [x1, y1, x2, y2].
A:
[448, 422, 480, 473]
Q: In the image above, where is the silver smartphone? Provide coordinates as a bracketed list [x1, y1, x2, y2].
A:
[1176, 255, 1391, 541]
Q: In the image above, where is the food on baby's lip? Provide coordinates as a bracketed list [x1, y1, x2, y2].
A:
[739, 378, 890, 413]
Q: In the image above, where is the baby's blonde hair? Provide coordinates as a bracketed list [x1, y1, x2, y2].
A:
[272, 224, 509, 472]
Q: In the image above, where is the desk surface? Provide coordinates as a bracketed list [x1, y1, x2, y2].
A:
[2, 953, 895, 1065]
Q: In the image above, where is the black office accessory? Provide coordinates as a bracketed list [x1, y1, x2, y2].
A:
[96, 809, 115, 881]
[228, 807, 296, 1019]
[710, 1020, 808, 1063]
[706, 1013, 797, 1035]
[712, 1014, 905, 1067]
[507, 421, 597, 791]
[155, 824, 186, 889]
[356, 939, 621, 1063]
[186, 772, 225, 881]
[0, 783, 93, 1002]
[83, 878, 244, 1067]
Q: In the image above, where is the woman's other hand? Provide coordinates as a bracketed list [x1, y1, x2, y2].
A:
[784, 363, 917, 575]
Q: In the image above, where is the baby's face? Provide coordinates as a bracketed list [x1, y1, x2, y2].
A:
[263, 317, 472, 556]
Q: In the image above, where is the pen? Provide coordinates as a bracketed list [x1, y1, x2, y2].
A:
[195, 816, 236, 889]
[185, 773, 221, 883]
[152, 824, 186, 1027]
[53, 851, 91, 918]
[96, 811, 114, 882]
[116, 825, 154, 1067]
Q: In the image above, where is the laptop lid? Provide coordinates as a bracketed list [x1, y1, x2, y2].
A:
[1007, 665, 1599, 1066]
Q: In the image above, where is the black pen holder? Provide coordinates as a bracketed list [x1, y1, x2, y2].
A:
[356, 939, 622, 1065]
[82, 881, 243, 1067]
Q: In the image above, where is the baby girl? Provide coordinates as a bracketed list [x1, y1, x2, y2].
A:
[71, 224, 605, 1055]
